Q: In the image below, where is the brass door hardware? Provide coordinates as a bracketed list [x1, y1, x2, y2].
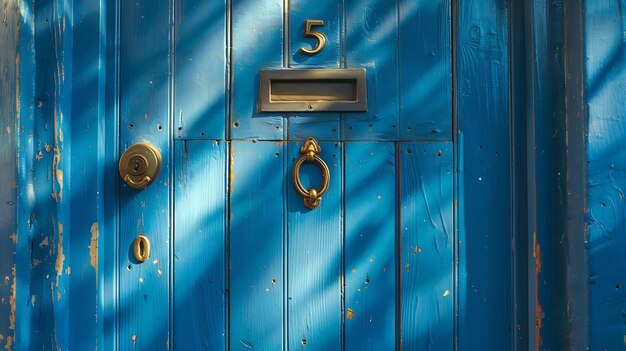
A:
[119, 142, 162, 190]
[132, 234, 151, 263]
[300, 19, 326, 55]
[259, 68, 367, 112]
[293, 138, 330, 210]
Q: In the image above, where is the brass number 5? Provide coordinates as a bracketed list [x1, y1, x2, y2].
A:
[300, 19, 327, 55]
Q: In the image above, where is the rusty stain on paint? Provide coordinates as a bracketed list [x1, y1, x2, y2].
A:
[89, 222, 98, 285]
[55, 222, 65, 286]
[229, 144, 235, 195]
[533, 232, 543, 349]
[8, 265, 15, 336]
[347, 308, 354, 319]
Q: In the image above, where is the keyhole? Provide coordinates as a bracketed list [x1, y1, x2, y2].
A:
[128, 155, 148, 176]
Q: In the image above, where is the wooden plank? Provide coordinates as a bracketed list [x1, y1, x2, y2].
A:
[69, 0, 103, 348]
[231, 0, 284, 140]
[118, 1, 171, 349]
[398, 1, 451, 140]
[584, 1, 626, 350]
[287, 0, 341, 141]
[456, 0, 512, 349]
[345, 1, 398, 141]
[174, 0, 227, 140]
[15, 1, 73, 349]
[287, 141, 342, 350]
[0, 2, 18, 350]
[174, 140, 226, 349]
[400, 142, 453, 349]
[344, 142, 396, 350]
[229, 141, 284, 350]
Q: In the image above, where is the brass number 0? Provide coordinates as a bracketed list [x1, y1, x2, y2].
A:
[300, 19, 327, 55]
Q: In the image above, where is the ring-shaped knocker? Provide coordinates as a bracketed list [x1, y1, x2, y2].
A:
[293, 138, 330, 210]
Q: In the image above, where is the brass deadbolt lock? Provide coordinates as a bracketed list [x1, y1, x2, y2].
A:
[119, 142, 162, 190]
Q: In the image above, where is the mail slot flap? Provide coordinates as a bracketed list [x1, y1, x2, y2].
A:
[259, 68, 367, 112]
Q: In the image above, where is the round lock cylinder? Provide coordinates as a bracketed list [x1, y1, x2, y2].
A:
[118, 142, 162, 190]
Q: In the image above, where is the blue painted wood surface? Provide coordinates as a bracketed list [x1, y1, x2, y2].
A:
[400, 142, 453, 349]
[344, 142, 396, 350]
[69, 0, 103, 348]
[118, 1, 171, 349]
[0, 0, 548, 350]
[14, 1, 73, 349]
[287, 141, 343, 350]
[345, 0, 398, 141]
[526, 2, 571, 350]
[231, 0, 284, 140]
[174, 0, 227, 140]
[456, 0, 513, 349]
[229, 141, 285, 350]
[585, 1, 626, 349]
[398, 1, 451, 140]
[0, 2, 18, 350]
[174, 140, 226, 349]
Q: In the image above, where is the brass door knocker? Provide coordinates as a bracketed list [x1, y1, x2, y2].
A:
[293, 138, 330, 210]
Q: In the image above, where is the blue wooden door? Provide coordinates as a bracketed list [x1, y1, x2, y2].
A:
[115, 1, 511, 350]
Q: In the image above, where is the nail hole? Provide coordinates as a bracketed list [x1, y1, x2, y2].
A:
[437, 150, 442, 157]
[157, 125, 162, 131]
[301, 339, 307, 345]
[129, 124, 134, 129]
[275, 153, 280, 157]
[233, 122, 239, 128]
[127, 265, 132, 271]
[200, 132, 205, 136]
[407, 149, 412, 154]
[177, 127, 182, 131]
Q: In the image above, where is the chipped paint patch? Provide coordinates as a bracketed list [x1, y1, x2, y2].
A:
[4, 335, 12, 351]
[55, 222, 65, 286]
[533, 232, 543, 349]
[89, 222, 98, 285]
[347, 308, 354, 319]
[9, 233, 16, 245]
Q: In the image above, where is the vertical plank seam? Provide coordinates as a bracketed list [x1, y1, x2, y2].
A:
[283, 142, 289, 351]
[395, 142, 402, 350]
[168, 0, 177, 348]
[450, 0, 460, 350]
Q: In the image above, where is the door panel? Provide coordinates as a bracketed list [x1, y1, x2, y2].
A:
[174, 140, 226, 349]
[174, 0, 228, 140]
[344, 142, 397, 349]
[400, 142, 453, 349]
[119, 1, 171, 350]
[287, 141, 343, 350]
[229, 141, 285, 350]
[398, 1, 452, 140]
[231, 0, 284, 140]
[345, 1, 399, 141]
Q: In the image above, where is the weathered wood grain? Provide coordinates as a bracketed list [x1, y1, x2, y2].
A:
[287, 141, 343, 350]
[118, 1, 171, 349]
[400, 142, 453, 349]
[229, 141, 284, 350]
[174, 140, 226, 349]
